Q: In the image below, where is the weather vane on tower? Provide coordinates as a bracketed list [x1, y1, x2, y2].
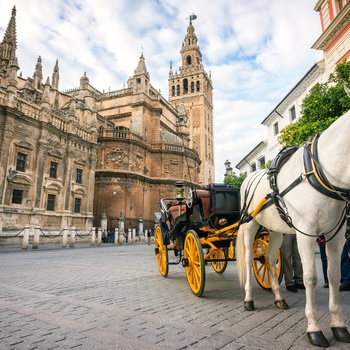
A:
[187, 13, 197, 25]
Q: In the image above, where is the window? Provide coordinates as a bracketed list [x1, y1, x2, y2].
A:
[176, 85, 180, 96]
[289, 105, 296, 122]
[196, 81, 200, 92]
[183, 79, 188, 94]
[251, 163, 256, 172]
[76, 169, 83, 184]
[12, 189, 23, 204]
[258, 157, 265, 169]
[172, 86, 175, 97]
[50, 162, 58, 178]
[74, 198, 81, 213]
[16, 152, 27, 172]
[339, 0, 349, 10]
[47, 194, 56, 211]
[191, 81, 194, 93]
[273, 122, 279, 136]
[186, 55, 192, 65]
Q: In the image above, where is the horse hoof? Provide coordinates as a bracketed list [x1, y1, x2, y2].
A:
[331, 327, 350, 342]
[274, 299, 289, 309]
[244, 300, 255, 311]
[307, 331, 329, 347]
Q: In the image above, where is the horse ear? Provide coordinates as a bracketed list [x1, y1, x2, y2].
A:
[344, 85, 350, 98]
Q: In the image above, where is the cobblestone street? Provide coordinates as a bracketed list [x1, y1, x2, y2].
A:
[0, 243, 349, 350]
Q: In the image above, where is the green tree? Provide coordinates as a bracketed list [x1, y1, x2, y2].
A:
[279, 60, 350, 147]
[224, 172, 247, 188]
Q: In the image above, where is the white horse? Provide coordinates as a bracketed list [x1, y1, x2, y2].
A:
[236, 109, 350, 347]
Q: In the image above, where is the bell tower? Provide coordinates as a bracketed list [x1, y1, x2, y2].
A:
[168, 15, 214, 185]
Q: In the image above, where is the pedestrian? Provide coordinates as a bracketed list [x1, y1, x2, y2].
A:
[282, 234, 305, 292]
[316, 235, 329, 288]
[316, 237, 350, 291]
[147, 229, 151, 245]
[340, 240, 350, 291]
[102, 229, 107, 243]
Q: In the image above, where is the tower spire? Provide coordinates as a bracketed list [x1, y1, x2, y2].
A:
[33, 56, 43, 90]
[1, 6, 17, 59]
[52, 59, 59, 90]
[134, 52, 150, 79]
[0, 6, 18, 84]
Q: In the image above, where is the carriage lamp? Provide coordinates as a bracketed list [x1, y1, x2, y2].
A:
[174, 180, 185, 200]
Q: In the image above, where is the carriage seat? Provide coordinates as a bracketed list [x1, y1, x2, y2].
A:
[195, 189, 210, 220]
[168, 204, 186, 223]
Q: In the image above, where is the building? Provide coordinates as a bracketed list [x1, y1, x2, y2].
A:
[0, 7, 211, 233]
[168, 16, 214, 185]
[236, 0, 349, 175]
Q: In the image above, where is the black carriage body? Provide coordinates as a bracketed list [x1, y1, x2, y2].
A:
[155, 184, 240, 249]
[206, 183, 240, 226]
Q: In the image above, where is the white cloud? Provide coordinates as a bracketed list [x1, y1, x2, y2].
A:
[0, 0, 324, 182]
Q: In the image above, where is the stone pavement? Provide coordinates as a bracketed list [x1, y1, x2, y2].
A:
[0, 243, 349, 350]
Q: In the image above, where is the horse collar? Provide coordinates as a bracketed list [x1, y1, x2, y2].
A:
[303, 133, 350, 201]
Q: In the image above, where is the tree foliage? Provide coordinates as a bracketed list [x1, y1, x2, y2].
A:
[279, 60, 350, 147]
[224, 172, 247, 188]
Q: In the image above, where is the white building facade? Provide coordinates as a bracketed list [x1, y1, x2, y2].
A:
[237, 1, 349, 175]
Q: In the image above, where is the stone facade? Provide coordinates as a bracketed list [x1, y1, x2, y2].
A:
[0, 7, 206, 233]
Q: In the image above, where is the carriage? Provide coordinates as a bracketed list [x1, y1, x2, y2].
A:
[154, 182, 283, 297]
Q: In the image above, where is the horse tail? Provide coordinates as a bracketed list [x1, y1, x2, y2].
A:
[236, 224, 247, 288]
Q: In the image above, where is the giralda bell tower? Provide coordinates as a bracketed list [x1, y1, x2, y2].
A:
[168, 15, 214, 185]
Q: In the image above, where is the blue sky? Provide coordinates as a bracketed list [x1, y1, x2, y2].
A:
[0, 0, 323, 181]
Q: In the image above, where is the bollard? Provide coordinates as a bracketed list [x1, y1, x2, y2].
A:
[114, 228, 119, 245]
[91, 227, 96, 246]
[69, 227, 75, 247]
[62, 227, 68, 248]
[128, 228, 132, 244]
[22, 224, 30, 250]
[97, 227, 102, 246]
[33, 224, 40, 249]
[119, 231, 124, 244]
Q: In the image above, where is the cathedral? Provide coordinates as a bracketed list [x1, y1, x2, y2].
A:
[0, 7, 214, 233]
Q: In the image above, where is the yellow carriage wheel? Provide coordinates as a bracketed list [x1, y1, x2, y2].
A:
[154, 224, 168, 277]
[211, 248, 228, 274]
[183, 230, 205, 296]
[252, 230, 283, 290]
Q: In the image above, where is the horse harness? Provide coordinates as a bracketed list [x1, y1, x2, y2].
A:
[266, 134, 350, 242]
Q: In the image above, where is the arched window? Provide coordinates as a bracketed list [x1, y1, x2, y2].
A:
[183, 79, 188, 94]
[196, 81, 200, 92]
[186, 55, 192, 65]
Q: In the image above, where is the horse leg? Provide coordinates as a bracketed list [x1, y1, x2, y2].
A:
[237, 222, 258, 311]
[297, 235, 329, 347]
[244, 224, 256, 310]
[327, 236, 350, 343]
[267, 232, 289, 309]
